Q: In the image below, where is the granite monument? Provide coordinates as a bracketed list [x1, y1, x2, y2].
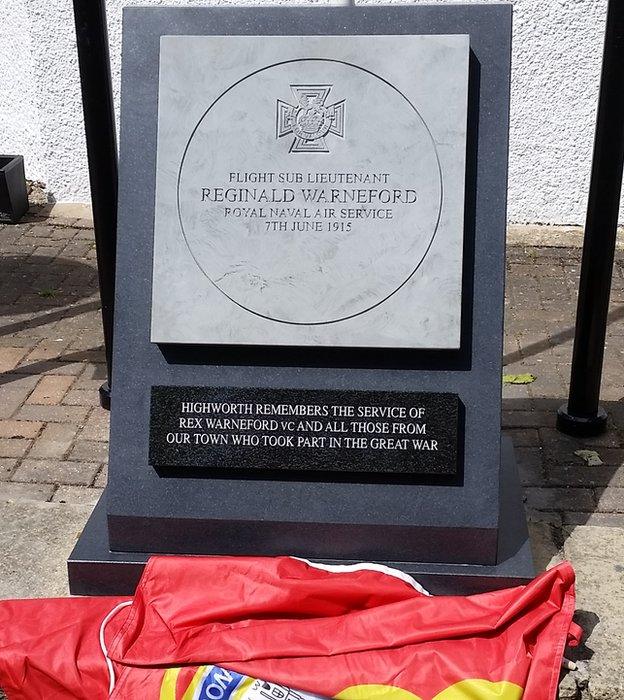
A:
[69, 4, 533, 595]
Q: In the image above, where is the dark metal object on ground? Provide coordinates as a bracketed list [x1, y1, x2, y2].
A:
[558, 0, 624, 437]
[98, 382, 111, 411]
[0, 155, 28, 224]
[72, 0, 118, 411]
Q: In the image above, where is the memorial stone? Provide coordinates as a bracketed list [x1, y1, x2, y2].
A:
[69, 4, 534, 595]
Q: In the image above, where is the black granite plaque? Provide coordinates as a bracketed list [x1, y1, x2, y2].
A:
[150, 386, 459, 475]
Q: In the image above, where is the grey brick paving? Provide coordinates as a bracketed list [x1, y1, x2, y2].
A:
[0, 482, 56, 502]
[52, 484, 103, 505]
[11, 459, 100, 486]
[0, 219, 106, 506]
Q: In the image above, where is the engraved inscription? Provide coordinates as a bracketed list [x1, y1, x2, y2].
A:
[151, 36, 469, 347]
[149, 386, 460, 475]
[177, 60, 443, 326]
[276, 84, 345, 153]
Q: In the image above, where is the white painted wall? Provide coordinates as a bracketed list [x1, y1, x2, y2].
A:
[0, 1, 45, 183]
[0, 0, 617, 224]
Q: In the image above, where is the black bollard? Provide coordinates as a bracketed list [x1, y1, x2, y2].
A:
[72, 0, 118, 410]
[557, 0, 624, 437]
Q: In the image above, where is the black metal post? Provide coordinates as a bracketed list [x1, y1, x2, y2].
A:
[72, 0, 118, 410]
[557, 0, 624, 437]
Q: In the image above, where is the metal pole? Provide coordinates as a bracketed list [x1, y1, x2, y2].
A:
[557, 0, 624, 437]
[72, 0, 118, 410]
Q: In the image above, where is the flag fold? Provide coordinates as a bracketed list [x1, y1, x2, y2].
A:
[0, 557, 580, 700]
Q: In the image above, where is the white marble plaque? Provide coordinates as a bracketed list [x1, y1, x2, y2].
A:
[151, 35, 469, 348]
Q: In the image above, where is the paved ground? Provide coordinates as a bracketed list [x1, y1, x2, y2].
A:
[0, 214, 623, 698]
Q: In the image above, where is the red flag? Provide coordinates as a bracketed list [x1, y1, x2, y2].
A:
[0, 596, 128, 699]
[0, 557, 580, 700]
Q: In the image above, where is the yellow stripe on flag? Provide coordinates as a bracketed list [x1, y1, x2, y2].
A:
[433, 680, 523, 699]
[181, 666, 209, 700]
[159, 668, 182, 700]
[337, 681, 523, 700]
[232, 677, 255, 699]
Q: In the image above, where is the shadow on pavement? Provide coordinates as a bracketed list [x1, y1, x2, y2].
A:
[0, 254, 98, 315]
[503, 302, 624, 366]
[0, 253, 101, 339]
[504, 395, 624, 553]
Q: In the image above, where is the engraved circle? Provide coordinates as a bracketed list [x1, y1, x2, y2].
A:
[177, 59, 443, 326]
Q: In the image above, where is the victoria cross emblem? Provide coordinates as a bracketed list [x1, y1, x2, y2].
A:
[276, 85, 345, 153]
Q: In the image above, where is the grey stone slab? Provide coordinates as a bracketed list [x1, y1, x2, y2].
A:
[151, 35, 468, 349]
[0, 500, 91, 598]
[11, 459, 100, 486]
[53, 485, 103, 506]
[0, 482, 55, 502]
[562, 526, 624, 700]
